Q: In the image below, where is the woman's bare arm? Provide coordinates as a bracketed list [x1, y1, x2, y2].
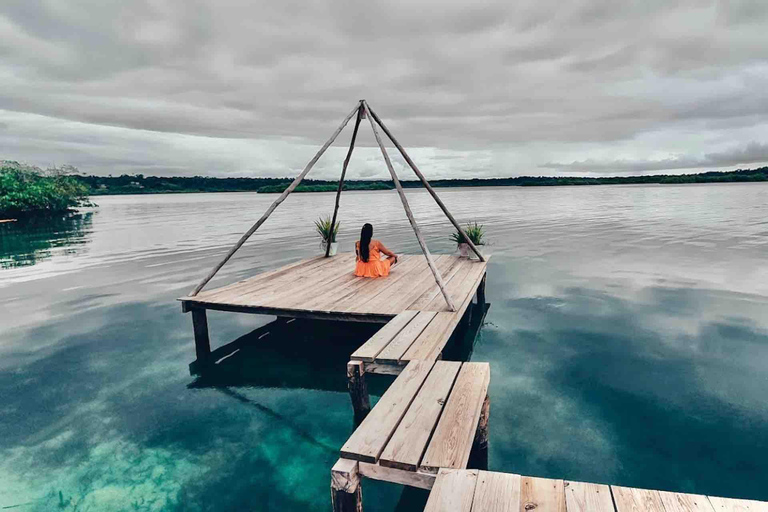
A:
[377, 241, 397, 260]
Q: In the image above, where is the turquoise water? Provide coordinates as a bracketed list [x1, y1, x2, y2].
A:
[1, 184, 767, 510]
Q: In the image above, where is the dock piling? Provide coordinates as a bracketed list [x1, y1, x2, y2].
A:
[471, 394, 490, 471]
[347, 361, 370, 425]
[191, 308, 211, 365]
[331, 458, 363, 512]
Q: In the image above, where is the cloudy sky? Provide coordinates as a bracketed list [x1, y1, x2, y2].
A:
[2, 0, 768, 179]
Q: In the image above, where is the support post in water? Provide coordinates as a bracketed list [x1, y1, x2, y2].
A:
[347, 361, 370, 425]
[367, 105, 485, 262]
[327, 102, 364, 257]
[191, 308, 211, 366]
[331, 458, 363, 512]
[188, 103, 361, 296]
[471, 393, 490, 471]
[476, 273, 487, 305]
[363, 101, 456, 312]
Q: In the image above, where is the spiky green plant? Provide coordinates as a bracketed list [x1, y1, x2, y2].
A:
[315, 215, 339, 243]
[450, 222, 485, 246]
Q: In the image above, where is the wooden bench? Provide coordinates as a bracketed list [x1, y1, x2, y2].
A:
[423, 468, 768, 512]
[331, 360, 490, 512]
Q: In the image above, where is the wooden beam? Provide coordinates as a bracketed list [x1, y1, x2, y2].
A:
[189, 102, 361, 296]
[367, 105, 485, 262]
[362, 101, 456, 311]
[327, 102, 364, 257]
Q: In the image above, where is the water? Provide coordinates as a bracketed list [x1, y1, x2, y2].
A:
[1, 184, 767, 511]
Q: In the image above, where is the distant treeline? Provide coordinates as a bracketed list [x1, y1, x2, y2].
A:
[72, 167, 768, 195]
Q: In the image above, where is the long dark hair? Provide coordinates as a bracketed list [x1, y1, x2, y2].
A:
[359, 223, 373, 262]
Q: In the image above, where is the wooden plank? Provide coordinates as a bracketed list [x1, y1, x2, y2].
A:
[186, 255, 326, 302]
[179, 301, 392, 323]
[204, 253, 348, 304]
[190, 102, 361, 296]
[340, 360, 435, 463]
[364, 363, 404, 375]
[565, 480, 614, 512]
[380, 361, 462, 471]
[401, 311, 461, 362]
[350, 311, 419, 362]
[358, 461, 436, 490]
[659, 491, 716, 512]
[251, 254, 355, 306]
[376, 312, 438, 364]
[330, 256, 426, 312]
[423, 260, 487, 312]
[424, 469, 479, 512]
[471, 471, 521, 512]
[521, 476, 566, 512]
[708, 497, 768, 512]
[420, 362, 491, 472]
[264, 256, 360, 308]
[300, 254, 416, 312]
[612, 486, 665, 512]
[353, 255, 452, 314]
[409, 259, 474, 311]
[381, 255, 465, 315]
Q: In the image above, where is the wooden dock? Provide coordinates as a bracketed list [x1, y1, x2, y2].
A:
[179, 253, 488, 371]
[423, 469, 768, 512]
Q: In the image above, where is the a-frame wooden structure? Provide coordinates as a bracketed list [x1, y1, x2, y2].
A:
[189, 100, 485, 311]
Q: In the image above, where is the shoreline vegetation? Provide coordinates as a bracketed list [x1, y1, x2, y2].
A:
[75, 166, 767, 195]
[2, 160, 767, 216]
[1, 162, 91, 218]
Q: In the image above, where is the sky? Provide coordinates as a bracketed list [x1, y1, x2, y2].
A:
[1, 0, 768, 180]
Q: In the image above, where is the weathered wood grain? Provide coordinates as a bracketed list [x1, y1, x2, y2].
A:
[420, 362, 491, 472]
[350, 310, 418, 362]
[521, 476, 566, 512]
[341, 360, 435, 463]
[612, 486, 666, 512]
[376, 311, 438, 364]
[379, 361, 461, 471]
[471, 471, 521, 512]
[424, 469, 479, 512]
[565, 481, 614, 512]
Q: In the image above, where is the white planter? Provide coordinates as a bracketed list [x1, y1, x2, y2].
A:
[458, 243, 469, 258]
[322, 241, 338, 256]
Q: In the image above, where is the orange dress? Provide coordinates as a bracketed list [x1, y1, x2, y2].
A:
[355, 240, 392, 278]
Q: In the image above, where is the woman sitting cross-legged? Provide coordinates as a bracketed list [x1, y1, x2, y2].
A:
[354, 223, 398, 278]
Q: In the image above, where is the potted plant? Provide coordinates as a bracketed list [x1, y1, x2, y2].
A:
[450, 222, 485, 259]
[315, 215, 340, 256]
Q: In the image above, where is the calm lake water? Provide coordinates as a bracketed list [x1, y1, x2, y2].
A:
[1, 184, 768, 511]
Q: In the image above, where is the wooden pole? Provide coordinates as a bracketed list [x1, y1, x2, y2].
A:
[189, 103, 361, 296]
[362, 101, 456, 312]
[367, 106, 485, 262]
[326, 102, 364, 257]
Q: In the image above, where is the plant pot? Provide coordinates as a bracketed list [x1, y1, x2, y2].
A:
[458, 243, 469, 258]
[322, 241, 338, 256]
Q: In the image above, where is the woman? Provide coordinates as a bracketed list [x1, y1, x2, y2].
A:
[355, 223, 398, 278]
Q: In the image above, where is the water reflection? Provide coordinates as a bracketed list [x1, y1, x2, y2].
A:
[0, 212, 93, 269]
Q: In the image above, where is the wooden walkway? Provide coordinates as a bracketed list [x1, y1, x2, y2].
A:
[181, 253, 487, 322]
[424, 468, 768, 512]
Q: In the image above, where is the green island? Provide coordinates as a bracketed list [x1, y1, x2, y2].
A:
[2, 160, 767, 217]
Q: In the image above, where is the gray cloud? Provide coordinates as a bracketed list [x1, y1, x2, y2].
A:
[1, 0, 768, 178]
[541, 141, 768, 174]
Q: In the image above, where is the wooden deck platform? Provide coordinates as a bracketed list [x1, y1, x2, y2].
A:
[424, 468, 768, 512]
[180, 253, 488, 323]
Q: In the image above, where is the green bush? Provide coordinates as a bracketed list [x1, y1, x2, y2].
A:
[0, 162, 91, 217]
